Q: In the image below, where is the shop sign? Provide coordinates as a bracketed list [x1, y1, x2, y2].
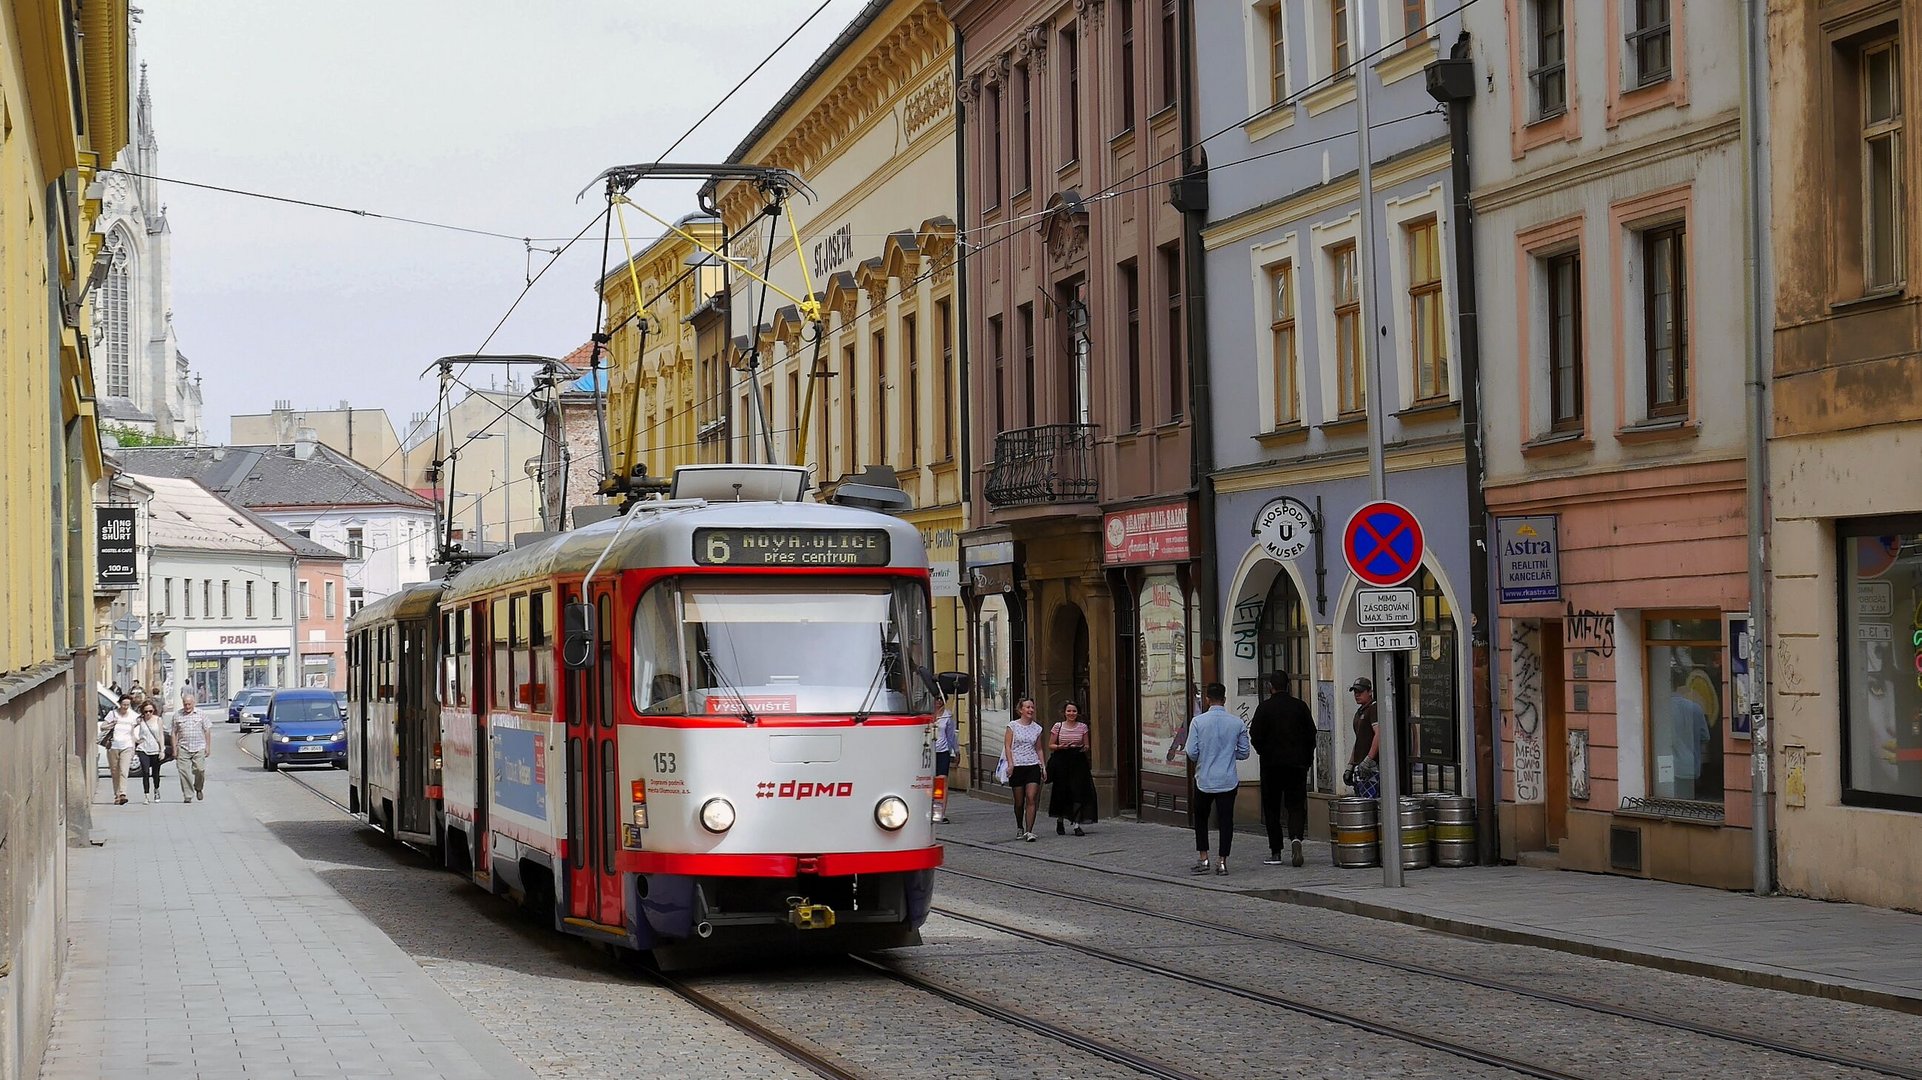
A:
[919, 520, 961, 599]
[965, 541, 1015, 568]
[1254, 496, 1314, 562]
[970, 564, 1016, 594]
[185, 628, 293, 659]
[96, 506, 138, 589]
[1495, 515, 1562, 603]
[1103, 503, 1191, 566]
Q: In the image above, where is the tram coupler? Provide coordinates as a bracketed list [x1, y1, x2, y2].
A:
[787, 897, 837, 930]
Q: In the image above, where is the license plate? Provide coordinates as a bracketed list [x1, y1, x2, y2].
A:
[298, 745, 323, 753]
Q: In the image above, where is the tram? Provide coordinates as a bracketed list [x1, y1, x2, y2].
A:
[346, 465, 941, 962]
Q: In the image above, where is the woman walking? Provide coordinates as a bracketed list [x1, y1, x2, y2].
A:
[1004, 697, 1047, 842]
[133, 701, 166, 803]
[98, 693, 141, 806]
[1047, 701, 1098, 835]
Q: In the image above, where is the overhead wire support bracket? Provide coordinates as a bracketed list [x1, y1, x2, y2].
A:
[578, 162, 815, 205]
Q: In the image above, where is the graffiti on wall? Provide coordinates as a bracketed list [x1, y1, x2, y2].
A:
[1231, 597, 1263, 661]
[1564, 604, 1615, 658]
[1568, 728, 1590, 801]
[1511, 621, 1545, 803]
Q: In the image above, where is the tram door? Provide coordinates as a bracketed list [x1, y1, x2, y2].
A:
[566, 591, 621, 929]
[474, 600, 496, 887]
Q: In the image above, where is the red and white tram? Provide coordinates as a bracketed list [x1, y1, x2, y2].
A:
[348, 466, 941, 961]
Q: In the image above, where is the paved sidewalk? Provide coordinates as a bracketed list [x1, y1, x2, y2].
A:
[940, 792, 1922, 1014]
[41, 755, 536, 1080]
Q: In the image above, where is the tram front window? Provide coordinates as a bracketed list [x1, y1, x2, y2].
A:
[632, 578, 935, 717]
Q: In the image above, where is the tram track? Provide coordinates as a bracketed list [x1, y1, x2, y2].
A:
[937, 862, 1922, 1080]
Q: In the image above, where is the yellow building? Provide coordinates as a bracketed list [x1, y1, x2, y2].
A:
[708, 0, 968, 777]
[599, 215, 727, 486]
[2, 3, 130, 1076]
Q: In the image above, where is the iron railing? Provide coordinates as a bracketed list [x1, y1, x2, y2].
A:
[983, 423, 1098, 507]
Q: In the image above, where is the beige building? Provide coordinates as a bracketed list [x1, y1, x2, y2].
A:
[1767, 0, 1922, 911]
[231, 403, 406, 486]
[708, 0, 969, 770]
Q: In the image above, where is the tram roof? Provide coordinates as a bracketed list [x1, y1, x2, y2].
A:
[439, 498, 929, 606]
[346, 579, 445, 634]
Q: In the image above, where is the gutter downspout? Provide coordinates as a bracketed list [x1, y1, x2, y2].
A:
[1427, 36, 1498, 863]
[1176, 0, 1218, 677]
[1739, 0, 1774, 896]
[955, 28, 972, 511]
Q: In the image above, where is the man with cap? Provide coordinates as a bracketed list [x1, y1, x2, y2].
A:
[1343, 676, 1381, 796]
[1250, 671, 1318, 866]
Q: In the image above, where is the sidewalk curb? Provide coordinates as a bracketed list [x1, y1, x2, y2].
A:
[1263, 886, 1922, 1018]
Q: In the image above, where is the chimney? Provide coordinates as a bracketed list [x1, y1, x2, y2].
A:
[293, 427, 319, 461]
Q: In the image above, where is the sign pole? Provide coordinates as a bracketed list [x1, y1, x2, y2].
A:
[1349, 3, 1402, 888]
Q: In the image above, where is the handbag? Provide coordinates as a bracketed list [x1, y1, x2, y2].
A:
[97, 727, 113, 750]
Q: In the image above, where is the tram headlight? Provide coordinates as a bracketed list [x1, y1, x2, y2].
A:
[874, 796, 911, 832]
[699, 798, 736, 833]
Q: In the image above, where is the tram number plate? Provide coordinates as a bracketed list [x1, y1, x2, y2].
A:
[694, 528, 892, 568]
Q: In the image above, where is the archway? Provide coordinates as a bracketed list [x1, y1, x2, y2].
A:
[1222, 546, 1325, 789]
[1043, 601, 1091, 720]
[1332, 559, 1468, 796]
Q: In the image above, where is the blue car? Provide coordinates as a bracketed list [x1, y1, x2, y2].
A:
[259, 688, 348, 770]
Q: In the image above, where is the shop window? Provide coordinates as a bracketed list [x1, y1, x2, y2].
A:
[1840, 520, 1922, 812]
[1139, 574, 1191, 779]
[1644, 614, 1724, 805]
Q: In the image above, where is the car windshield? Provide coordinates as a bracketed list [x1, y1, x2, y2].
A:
[242, 691, 271, 706]
[274, 697, 341, 723]
[632, 576, 935, 718]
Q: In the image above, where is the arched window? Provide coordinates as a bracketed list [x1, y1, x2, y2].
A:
[95, 232, 133, 397]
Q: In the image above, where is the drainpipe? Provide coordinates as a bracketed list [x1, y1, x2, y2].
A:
[955, 28, 972, 511]
[1739, 0, 1774, 896]
[1425, 37, 1499, 863]
[1174, 0, 1217, 676]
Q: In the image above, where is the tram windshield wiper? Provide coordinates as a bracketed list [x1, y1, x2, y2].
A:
[699, 649, 757, 725]
[850, 643, 899, 724]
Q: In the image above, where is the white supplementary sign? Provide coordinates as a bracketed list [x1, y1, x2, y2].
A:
[1357, 631, 1419, 652]
[1859, 581, 1894, 618]
[1254, 496, 1315, 562]
[1355, 587, 1417, 628]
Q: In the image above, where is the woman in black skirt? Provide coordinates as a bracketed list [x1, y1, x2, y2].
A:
[1047, 701, 1099, 835]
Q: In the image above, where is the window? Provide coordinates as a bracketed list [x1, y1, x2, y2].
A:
[492, 601, 511, 710]
[1402, 0, 1428, 43]
[1264, 2, 1287, 104]
[271, 582, 280, 621]
[1160, 0, 1179, 108]
[346, 527, 364, 560]
[203, 580, 213, 619]
[324, 580, 337, 620]
[1331, 0, 1352, 75]
[1643, 223, 1687, 417]
[1547, 251, 1584, 431]
[937, 299, 955, 459]
[1119, 0, 1137, 131]
[528, 590, 553, 712]
[843, 342, 859, 477]
[1163, 244, 1185, 421]
[295, 526, 311, 540]
[1332, 240, 1364, 415]
[1407, 217, 1449, 402]
[1015, 62, 1033, 191]
[95, 233, 131, 397]
[1270, 263, 1299, 426]
[1019, 303, 1037, 426]
[298, 580, 310, 620]
[222, 580, 231, 619]
[985, 81, 1003, 208]
[1644, 615, 1724, 805]
[1840, 520, 1922, 812]
[1628, 0, 1671, 86]
[1122, 261, 1142, 430]
[163, 577, 173, 618]
[990, 315, 1007, 434]
[904, 313, 920, 466]
[872, 329, 888, 460]
[349, 587, 364, 617]
[1062, 26, 1081, 163]
[1863, 38, 1904, 292]
[1531, 0, 1567, 118]
[245, 581, 255, 619]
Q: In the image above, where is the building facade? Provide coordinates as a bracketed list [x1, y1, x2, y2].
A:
[1471, 0, 1759, 888]
[0, 6, 128, 1078]
[709, 0, 971, 774]
[944, 0, 1201, 819]
[88, 43, 205, 445]
[231, 402, 405, 485]
[1767, 0, 1922, 909]
[1196, 0, 1470, 829]
[536, 351, 610, 530]
[142, 477, 300, 707]
[436, 387, 545, 552]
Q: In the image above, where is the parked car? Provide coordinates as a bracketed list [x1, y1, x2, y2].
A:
[236, 690, 274, 732]
[259, 688, 347, 771]
[228, 688, 272, 725]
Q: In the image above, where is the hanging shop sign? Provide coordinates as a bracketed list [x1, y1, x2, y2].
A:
[1495, 515, 1563, 603]
[1253, 496, 1315, 562]
[96, 507, 138, 589]
[1103, 502, 1191, 566]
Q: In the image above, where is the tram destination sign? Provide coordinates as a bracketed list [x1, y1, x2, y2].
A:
[693, 527, 892, 568]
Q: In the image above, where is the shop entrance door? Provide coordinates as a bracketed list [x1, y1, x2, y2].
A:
[1542, 623, 1568, 849]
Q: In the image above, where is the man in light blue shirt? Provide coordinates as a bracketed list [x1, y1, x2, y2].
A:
[1185, 682, 1251, 876]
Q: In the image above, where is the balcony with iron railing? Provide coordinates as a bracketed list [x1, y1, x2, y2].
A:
[983, 423, 1099, 508]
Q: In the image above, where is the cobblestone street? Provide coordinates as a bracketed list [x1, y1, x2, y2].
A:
[35, 740, 1922, 1079]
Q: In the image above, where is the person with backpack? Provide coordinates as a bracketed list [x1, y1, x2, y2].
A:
[1250, 672, 1318, 866]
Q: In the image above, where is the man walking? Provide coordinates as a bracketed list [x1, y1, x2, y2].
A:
[171, 692, 214, 803]
[1250, 672, 1318, 867]
[1184, 683, 1250, 876]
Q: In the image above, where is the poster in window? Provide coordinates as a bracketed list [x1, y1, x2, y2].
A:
[1138, 575, 1190, 778]
[1728, 614, 1752, 739]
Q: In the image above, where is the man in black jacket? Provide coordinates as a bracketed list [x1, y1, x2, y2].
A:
[1249, 671, 1318, 866]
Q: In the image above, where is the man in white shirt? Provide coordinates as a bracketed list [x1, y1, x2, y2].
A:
[170, 692, 215, 803]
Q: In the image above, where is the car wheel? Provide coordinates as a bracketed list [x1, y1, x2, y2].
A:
[332, 759, 346, 770]
[262, 755, 278, 772]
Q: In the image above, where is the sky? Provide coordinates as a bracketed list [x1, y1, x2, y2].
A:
[136, 0, 874, 444]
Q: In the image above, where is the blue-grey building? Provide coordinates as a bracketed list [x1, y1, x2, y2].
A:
[1194, 1, 1472, 817]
